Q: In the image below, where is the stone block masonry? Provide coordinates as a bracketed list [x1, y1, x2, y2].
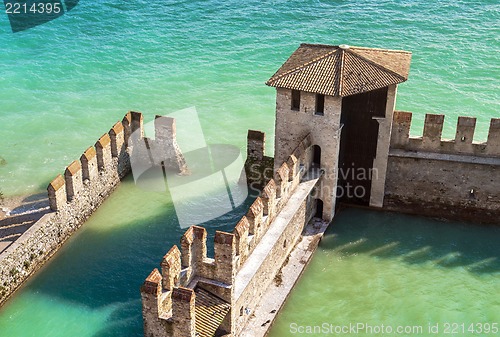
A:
[390, 111, 500, 156]
[0, 111, 186, 308]
[385, 111, 500, 224]
[141, 133, 323, 337]
[244, 130, 274, 192]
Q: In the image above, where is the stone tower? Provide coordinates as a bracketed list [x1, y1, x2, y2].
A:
[266, 44, 412, 220]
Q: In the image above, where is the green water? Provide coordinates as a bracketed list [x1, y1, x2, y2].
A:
[0, 0, 499, 336]
[0, 176, 253, 336]
[268, 209, 500, 337]
[0, 0, 498, 196]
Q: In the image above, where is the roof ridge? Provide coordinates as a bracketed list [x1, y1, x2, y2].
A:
[266, 47, 340, 84]
[338, 49, 345, 96]
[346, 48, 406, 81]
[299, 43, 338, 49]
[350, 46, 412, 55]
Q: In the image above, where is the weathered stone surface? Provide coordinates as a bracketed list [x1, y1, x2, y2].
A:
[214, 231, 236, 284]
[153, 116, 188, 174]
[81, 147, 99, 183]
[0, 111, 175, 308]
[172, 287, 196, 337]
[95, 134, 112, 171]
[247, 130, 265, 161]
[109, 121, 125, 158]
[64, 160, 83, 201]
[274, 88, 342, 221]
[233, 217, 250, 265]
[47, 174, 66, 211]
[422, 113, 445, 149]
[386, 111, 500, 223]
[161, 246, 181, 291]
[487, 118, 500, 156]
[384, 154, 500, 224]
[233, 177, 317, 337]
[390, 112, 500, 158]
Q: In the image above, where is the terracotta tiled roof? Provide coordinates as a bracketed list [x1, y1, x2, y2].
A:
[266, 43, 411, 97]
[194, 288, 231, 337]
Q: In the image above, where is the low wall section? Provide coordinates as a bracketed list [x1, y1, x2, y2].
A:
[385, 111, 500, 223]
[141, 134, 319, 337]
[0, 111, 185, 307]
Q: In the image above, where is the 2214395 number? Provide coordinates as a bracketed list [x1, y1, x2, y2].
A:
[443, 322, 499, 334]
[5, 2, 62, 15]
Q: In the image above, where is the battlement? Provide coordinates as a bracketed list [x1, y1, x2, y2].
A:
[46, 112, 188, 212]
[391, 111, 500, 157]
[141, 133, 319, 337]
[46, 114, 133, 211]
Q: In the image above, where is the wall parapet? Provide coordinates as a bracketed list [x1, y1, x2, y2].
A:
[244, 130, 274, 191]
[141, 226, 236, 337]
[386, 111, 500, 224]
[391, 111, 500, 157]
[0, 111, 187, 309]
[141, 133, 321, 337]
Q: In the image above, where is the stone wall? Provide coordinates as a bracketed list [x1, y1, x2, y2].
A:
[244, 130, 274, 192]
[384, 111, 500, 224]
[0, 111, 185, 307]
[274, 88, 342, 221]
[141, 134, 320, 337]
[232, 184, 314, 336]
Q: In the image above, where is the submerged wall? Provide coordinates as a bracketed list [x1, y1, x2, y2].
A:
[384, 111, 500, 224]
[0, 112, 185, 307]
[0, 112, 137, 307]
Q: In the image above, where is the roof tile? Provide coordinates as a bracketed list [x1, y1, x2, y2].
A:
[266, 44, 411, 97]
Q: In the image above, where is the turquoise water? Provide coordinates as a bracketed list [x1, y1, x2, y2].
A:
[0, 176, 255, 336]
[268, 209, 500, 337]
[0, 1, 499, 336]
[0, 0, 498, 196]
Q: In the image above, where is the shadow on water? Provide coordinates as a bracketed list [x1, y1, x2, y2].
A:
[22, 193, 48, 203]
[2, 177, 255, 336]
[324, 208, 500, 275]
[5, 190, 496, 337]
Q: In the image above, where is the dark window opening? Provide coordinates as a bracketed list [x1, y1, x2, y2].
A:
[315, 199, 324, 218]
[291, 90, 300, 111]
[312, 145, 321, 168]
[315, 94, 325, 115]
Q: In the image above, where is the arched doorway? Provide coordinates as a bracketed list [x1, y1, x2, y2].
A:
[315, 199, 324, 218]
[312, 145, 321, 168]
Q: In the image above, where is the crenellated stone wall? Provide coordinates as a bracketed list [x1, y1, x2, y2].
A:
[0, 111, 186, 307]
[390, 111, 500, 156]
[244, 130, 274, 193]
[141, 134, 321, 337]
[385, 111, 500, 223]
